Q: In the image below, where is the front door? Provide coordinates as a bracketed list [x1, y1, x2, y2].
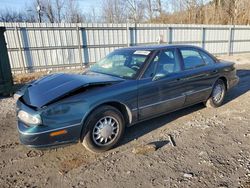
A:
[137, 48, 186, 120]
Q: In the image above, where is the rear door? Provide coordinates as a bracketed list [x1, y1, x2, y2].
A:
[137, 48, 186, 120]
[0, 66, 3, 84]
[177, 47, 219, 106]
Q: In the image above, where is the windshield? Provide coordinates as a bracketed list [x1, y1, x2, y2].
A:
[90, 49, 152, 79]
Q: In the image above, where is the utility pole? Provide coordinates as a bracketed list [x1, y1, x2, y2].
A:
[37, 3, 42, 23]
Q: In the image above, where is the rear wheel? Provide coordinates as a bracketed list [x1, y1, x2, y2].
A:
[81, 105, 125, 153]
[205, 79, 226, 108]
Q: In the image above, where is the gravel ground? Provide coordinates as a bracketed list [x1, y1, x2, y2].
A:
[0, 55, 250, 188]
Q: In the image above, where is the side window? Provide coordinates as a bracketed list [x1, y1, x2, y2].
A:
[200, 51, 215, 65]
[180, 49, 205, 70]
[155, 49, 180, 76]
[143, 49, 180, 78]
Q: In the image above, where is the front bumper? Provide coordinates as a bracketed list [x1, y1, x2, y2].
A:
[16, 97, 87, 148]
[18, 121, 82, 148]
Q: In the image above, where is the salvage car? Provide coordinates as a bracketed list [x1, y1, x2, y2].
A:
[15, 45, 239, 153]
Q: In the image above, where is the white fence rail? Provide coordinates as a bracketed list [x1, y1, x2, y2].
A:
[1, 22, 250, 74]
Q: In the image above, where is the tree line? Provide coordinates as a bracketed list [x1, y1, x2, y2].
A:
[0, 0, 249, 25]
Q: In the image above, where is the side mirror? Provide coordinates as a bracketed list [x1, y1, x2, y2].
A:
[152, 73, 165, 81]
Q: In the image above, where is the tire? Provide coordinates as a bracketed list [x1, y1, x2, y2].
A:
[81, 105, 125, 153]
[205, 79, 226, 108]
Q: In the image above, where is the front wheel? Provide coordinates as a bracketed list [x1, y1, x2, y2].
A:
[205, 79, 226, 108]
[81, 105, 125, 153]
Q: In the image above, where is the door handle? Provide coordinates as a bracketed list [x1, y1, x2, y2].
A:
[176, 77, 185, 81]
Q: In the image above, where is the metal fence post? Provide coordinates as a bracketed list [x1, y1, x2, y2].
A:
[201, 27, 205, 49]
[129, 23, 137, 46]
[129, 27, 134, 46]
[167, 27, 172, 44]
[134, 23, 137, 46]
[126, 22, 130, 47]
[228, 26, 233, 55]
[76, 26, 83, 67]
[81, 28, 89, 66]
[15, 27, 26, 73]
[20, 27, 33, 72]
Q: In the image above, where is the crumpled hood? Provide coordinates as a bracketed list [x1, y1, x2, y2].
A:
[20, 72, 124, 108]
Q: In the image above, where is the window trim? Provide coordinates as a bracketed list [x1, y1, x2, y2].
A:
[198, 50, 216, 65]
[139, 50, 160, 79]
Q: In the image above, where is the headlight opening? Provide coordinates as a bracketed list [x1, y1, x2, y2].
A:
[18, 110, 41, 125]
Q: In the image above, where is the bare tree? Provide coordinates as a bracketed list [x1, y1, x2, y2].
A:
[146, 0, 153, 21]
[85, 7, 101, 23]
[26, 0, 85, 23]
[156, 0, 163, 15]
[55, 0, 64, 22]
[64, 0, 85, 22]
[101, 0, 147, 23]
[2, 0, 250, 25]
[126, 0, 146, 22]
[101, 0, 127, 23]
[43, 0, 56, 23]
[0, 9, 27, 22]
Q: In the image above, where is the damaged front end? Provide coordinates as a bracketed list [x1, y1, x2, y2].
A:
[16, 72, 124, 148]
[16, 97, 86, 148]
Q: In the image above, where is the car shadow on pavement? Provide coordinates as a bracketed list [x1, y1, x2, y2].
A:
[224, 69, 250, 104]
[120, 69, 250, 147]
[121, 103, 204, 147]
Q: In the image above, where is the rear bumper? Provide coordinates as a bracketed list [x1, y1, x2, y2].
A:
[18, 121, 82, 148]
[228, 76, 239, 90]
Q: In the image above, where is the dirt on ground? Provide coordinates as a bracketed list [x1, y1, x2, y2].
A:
[0, 55, 250, 188]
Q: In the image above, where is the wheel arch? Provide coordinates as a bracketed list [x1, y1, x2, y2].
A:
[218, 76, 228, 90]
[207, 76, 228, 100]
[80, 101, 132, 140]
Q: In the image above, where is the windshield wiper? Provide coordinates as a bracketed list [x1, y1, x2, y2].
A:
[89, 70, 129, 79]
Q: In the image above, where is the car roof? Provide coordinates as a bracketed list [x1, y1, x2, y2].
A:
[115, 44, 203, 51]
